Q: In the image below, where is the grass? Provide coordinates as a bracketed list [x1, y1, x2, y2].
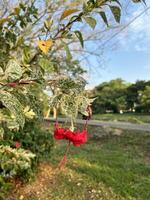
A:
[93, 113, 150, 124]
[9, 127, 150, 200]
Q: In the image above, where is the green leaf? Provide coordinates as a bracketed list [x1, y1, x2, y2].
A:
[44, 19, 53, 30]
[74, 31, 84, 48]
[99, 11, 109, 27]
[109, 6, 121, 23]
[62, 41, 72, 60]
[0, 91, 25, 128]
[132, 0, 146, 5]
[5, 60, 22, 82]
[22, 46, 30, 64]
[84, 16, 97, 29]
[39, 58, 54, 72]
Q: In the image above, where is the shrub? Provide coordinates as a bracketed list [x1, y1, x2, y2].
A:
[0, 176, 12, 200]
[2, 121, 54, 161]
[0, 145, 35, 178]
[0, 145, 35, 199]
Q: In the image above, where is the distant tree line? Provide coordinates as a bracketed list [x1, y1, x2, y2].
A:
[92, 79, 150, 114]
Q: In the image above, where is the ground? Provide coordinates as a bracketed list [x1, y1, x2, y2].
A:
[93, 113, 150, 124]
[8, 126, 150, 200]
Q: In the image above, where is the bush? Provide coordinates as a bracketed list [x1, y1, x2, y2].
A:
[0, 176, 12, 200]
[0, 145, 35, 179]
[0, 145, 35, 199]
[2, 121, 54, 161]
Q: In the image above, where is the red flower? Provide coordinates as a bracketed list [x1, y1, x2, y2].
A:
[15, 141, 21, 148]
[54, 124, 88, 146]
[54, 127, 66, 139]
[71, 130, 87, 147]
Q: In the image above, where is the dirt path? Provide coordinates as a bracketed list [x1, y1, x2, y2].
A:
[44, 117, 150, 132]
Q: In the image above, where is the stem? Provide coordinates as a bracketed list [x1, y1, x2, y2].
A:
[70, 118, 75, 132]
[57, 141, 71, 169]
[54, 13, 83, 39]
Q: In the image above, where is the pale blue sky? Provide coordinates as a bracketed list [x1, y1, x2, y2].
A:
[84, 1, 150, 89]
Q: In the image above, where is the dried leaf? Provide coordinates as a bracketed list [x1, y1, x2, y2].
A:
[60, 9, 79, 21]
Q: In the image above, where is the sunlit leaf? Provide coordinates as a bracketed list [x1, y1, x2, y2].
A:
[24, 106, 36, 119]
[84, 16, 97, 29]
[44, 19, 53, 30]
[39, 58, 54, 72]
[5, 60, 22, 82]
[37, 39, 53, 54]
[14, 7, 20, 15]
[0, 17, 11, 25]
[60, 9, 79, 21]
[0, 91, 25, 128]
[109, 6, 121, 23]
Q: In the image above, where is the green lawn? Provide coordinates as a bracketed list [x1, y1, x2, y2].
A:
[93, 113, 150, 124]
[10, 127, 150, 200]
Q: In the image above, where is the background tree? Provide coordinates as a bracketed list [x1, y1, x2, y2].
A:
[92, 79, 128, 113]
[126, 80, 150, 112]
[139, 86, 150, 113]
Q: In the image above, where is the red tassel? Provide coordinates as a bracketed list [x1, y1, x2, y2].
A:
[54, 125, 88, 146]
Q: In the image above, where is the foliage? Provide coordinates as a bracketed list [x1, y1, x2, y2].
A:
[49, 77, 95, 119]
[0, 176, 12, 200]
[1, 121, 54, 161]
[139, 86, 150, 112]
[13, 122, 54, 161]
[126, 81, 147, 109]
[0, 145, 35, 178]
[126, 80, 150, 112]
[0, 0, 144, 127]
[92, 79, 150, 113]
[0, 0, 145, 196]
[0, 90, 25, 128]
[93, 113, 150, 124]
[93, 79, 128, 113]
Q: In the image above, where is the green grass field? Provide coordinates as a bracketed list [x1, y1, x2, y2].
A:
[93, 113, 150, 124]
[10, 127, 150, 200]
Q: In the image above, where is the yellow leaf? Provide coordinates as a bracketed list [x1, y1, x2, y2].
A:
[60, 9, 79, 21]
[37, 39, 53, 54]
[24, 106, 30, 113]
[0, 17, 11, 25]
[25, 110, 36, 119]
[14, 7, 20, 15]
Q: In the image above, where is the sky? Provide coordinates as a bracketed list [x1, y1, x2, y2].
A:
[84, 1, 150, 89]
